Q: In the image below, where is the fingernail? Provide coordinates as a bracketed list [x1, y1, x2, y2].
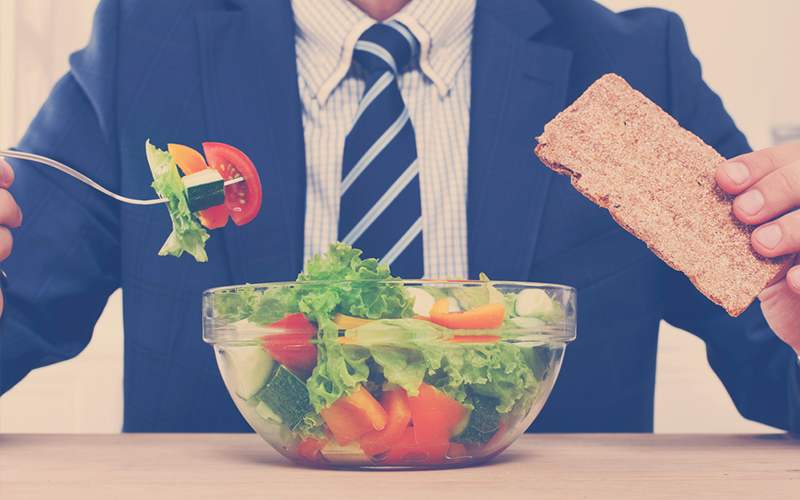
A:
[724, 162, 750, 186]
[754, 224, 782, 250]
[736, 189, 764, 216]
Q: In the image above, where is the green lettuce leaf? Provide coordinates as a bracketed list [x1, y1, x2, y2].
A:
[305, 340, 372, 411]
[213, 243, 541, 423]
[214, 287, 259, 322]
[418, 341, 539, 413]
[211, 243, 417, 327]
[146, 140, 209, 262]
[369, 343, 427, 397]
[295, 242, 416, 324]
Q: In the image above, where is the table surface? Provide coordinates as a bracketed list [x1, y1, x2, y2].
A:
[1, 433, 798, 499]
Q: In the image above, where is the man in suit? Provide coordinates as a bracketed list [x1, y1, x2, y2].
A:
[1, 0, 799, 433]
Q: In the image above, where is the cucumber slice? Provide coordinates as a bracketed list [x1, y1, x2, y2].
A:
[182, 168, 225, 212]
[225, 346, 275, 400]
[257, 366, 311, 429]
[451, 394, 501, 445]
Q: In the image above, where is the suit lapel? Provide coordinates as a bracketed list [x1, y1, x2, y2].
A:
[468, 0, 572, 279]
[195, 0, 306, 283]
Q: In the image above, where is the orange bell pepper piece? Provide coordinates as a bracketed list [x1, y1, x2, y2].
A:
[407, 382, 468, 443]
[320, 386, 388, 446]
[380, 426, 451, 466]
[296, 437, 327, 463]
[360, 388, 412, 457]
[428, 297, 451, 316]
[424, 298, 505, 330]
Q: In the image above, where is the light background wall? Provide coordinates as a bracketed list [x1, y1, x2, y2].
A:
[1, 0, 797, 433]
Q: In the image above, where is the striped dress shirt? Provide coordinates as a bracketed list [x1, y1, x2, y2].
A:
[293, 0, 474, 279]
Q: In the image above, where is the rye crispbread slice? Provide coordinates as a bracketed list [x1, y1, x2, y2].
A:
[534, 73, 793, 317]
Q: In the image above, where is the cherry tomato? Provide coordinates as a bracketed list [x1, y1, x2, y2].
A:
[167, 143, 229, 229]
[202, 142, 262, 226]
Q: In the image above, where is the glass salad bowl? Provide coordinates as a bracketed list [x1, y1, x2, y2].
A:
[203, 278, 576, 469]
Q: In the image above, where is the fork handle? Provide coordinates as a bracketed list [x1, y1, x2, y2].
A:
[0, 149, 168, 205]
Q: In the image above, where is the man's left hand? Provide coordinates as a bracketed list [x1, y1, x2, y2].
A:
[716, 143, 800, 355]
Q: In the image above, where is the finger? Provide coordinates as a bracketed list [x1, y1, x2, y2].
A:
[751, 209, 800, 259]
[788, 264, 800, 295]
[716, 142, 800, 194]
[0, 189, 23, 229]
[0, 159, 14, 189]
[733, 155, 800, 224]
[728, 156, 800, 226]
[0, 226, 12, 262]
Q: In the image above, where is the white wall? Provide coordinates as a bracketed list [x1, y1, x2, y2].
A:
[1, 0, 796, 434]
[0, 0, 123, 433]
[600, 0, 800, 151]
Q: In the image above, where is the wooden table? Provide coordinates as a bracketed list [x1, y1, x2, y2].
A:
[1, 433, 798, 499]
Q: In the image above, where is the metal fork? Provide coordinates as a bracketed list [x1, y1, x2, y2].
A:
[0, 149, 243, 205]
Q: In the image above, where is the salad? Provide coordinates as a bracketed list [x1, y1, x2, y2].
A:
[146, 140, 262, 261]
[204, 243, 575, 468]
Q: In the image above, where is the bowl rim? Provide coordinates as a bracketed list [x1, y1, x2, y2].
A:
[202, 279, 578, 296]
[202, 279, 577, 344]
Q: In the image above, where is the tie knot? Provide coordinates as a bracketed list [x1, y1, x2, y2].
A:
[353, 21, 419, 75]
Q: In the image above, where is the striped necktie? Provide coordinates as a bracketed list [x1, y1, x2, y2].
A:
[338, 21, 424, 278]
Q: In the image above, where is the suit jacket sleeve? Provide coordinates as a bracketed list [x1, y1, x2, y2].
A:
[1, 0, 122, 394]
[526, 4, 799, 433]
[656, 11, 800, 432]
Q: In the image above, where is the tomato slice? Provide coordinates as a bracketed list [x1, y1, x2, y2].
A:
[259, 313, 318, 375]
[202, 142, 262, 226]
[167, 143, 229, 229]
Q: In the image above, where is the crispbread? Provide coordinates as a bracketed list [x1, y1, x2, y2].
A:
[534, 73, 792, 317]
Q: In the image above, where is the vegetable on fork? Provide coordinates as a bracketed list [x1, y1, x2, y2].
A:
[0, 141, 262, 262]
[147, 140, 262, 261]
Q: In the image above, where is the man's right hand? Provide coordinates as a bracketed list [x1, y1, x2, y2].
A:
[0, 158, 23, 317]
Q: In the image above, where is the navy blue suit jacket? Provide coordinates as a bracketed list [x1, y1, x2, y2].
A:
[4, 0, 800, 433]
